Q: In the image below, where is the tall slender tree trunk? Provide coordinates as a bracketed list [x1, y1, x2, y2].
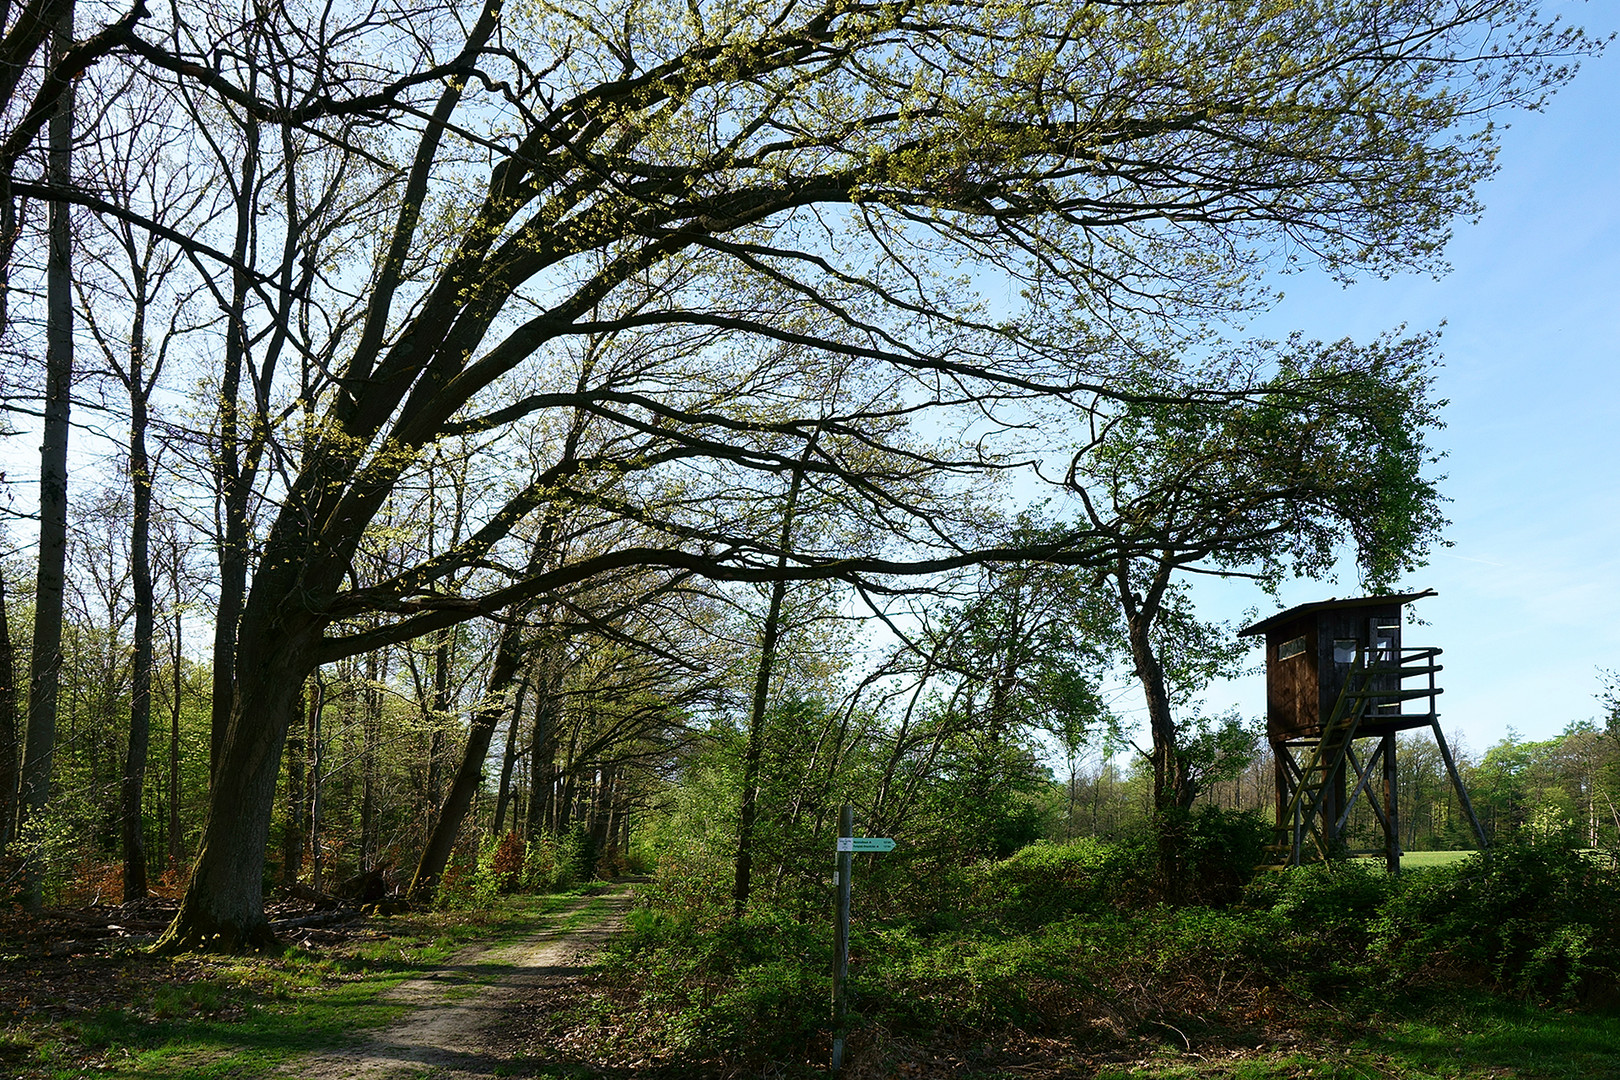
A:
[307, 669, 325, 897]
[526, 649, 562, 840]
[210, 113, 261, 784]
[359, 646, 383, 870]
[121, 287, 155, 901]
[410, 613, 528, 901]
[19, 0, 75, 910]
[510, 757, 528, 837]
[359, 675, 379, 871]
[167, 555, 184, 866]
[0, 571, 18, 849]
[425, 627, 452, 807]
[1115, 563, 1193, 897]
[491, 674, 529, 836]
[555, 758, 576, 836]
[603, 782, 620, 860]
[591, 762, 616, 854]
[733, 430, 817, 917]
[282, 680, 305, 884]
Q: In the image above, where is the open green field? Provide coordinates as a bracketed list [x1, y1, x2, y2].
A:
[1353, 849, 1611, 869]
[1395, 849, 1475, 867]
[1352, 849, 1476, 868]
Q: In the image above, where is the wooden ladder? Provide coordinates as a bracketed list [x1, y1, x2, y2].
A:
[1258, 648, 1445, 870]
[1259, 653, 1374, 870]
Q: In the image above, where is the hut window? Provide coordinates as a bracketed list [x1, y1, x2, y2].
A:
[1371, 620, 1399, 663]
[1278, 636, 1306, 661]
[1333, 639, 1359, 664]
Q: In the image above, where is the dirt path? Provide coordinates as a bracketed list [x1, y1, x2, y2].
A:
[279, 890, 631, 1080]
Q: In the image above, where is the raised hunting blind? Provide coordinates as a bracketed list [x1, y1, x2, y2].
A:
[1239, 591, 1487, 871]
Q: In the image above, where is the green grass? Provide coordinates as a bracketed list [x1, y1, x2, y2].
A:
[1365, 1003, 1620, 1078]
[1351, 848, 1614, 869]
[5, 890, 603, 1080]
[1085, 995, 1620, 1079]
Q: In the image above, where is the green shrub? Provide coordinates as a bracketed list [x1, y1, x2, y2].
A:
[604, 904, 831, 1059]
[859, 924, 1068, 1029]
[592, 834, 1620, 1070]
[1139, 905, 1284, 973]
[523, 830, 587, 893]
[971, 837, 1142, 928]
[436, 836, 506, 910]
[1249, 859, 1396, 946]
[634, 835, 733, 922]
[1151, 806, 1271, 905]
[1178, 807, 1271, 903]
[490, 831, 527, 892]
[1368, 840, 1620, 1003]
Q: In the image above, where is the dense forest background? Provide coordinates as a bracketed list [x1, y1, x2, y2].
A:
[4, 544, 1616, 908]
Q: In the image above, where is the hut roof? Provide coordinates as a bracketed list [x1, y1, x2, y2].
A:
[1237, 589, 1437, 638]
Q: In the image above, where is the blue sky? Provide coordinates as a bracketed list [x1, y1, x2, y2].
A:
[1189, 24, 1620, 756]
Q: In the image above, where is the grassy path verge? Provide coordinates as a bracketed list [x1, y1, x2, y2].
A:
[0, 888, 628, 1080]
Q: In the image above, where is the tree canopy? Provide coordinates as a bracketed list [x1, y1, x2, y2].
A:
[0, 0, 1597, 948]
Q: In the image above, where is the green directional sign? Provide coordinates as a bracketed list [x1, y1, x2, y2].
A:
[837, 836, 895, 853]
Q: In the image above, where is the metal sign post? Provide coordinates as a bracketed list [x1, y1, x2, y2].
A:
[831, 805, 852, 1073]
[830, 805, 894, 1076]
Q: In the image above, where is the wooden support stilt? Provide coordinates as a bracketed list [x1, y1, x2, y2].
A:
[1382, 733, 1401, 873]
[1431, 720, 1488, 850]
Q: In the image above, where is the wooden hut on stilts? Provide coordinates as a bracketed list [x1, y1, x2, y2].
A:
[1239, 590, 1487, 871]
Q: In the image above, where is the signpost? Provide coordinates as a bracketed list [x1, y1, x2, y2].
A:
[837, 836, 895, 852]
[830, 805, 894, 1075]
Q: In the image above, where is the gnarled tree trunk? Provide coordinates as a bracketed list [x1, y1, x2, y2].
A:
[156, 589, 320, 951]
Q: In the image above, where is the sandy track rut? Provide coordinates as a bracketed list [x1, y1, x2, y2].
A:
[278, 890, 630, 1079]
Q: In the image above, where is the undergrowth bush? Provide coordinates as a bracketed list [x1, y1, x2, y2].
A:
[1364, 840, 1620, 1003]
[1170, 807, 1271, 904]
[1246, 837, 1620, 1004]
[490, 831, 527, 892]
[604, 905, 830, 1059]
[635, 835, 733, 923]
[437, 837, 506, 910]
[435, 829, 590, 909]
[1249, 859, 1395, 946]
[595, 833, 1619, 1069]
[524, 830, 587, 893]
[969, 837, 1142, 928]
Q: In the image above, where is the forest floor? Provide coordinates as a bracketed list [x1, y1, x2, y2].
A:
[3, 885, 1617, 1079]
